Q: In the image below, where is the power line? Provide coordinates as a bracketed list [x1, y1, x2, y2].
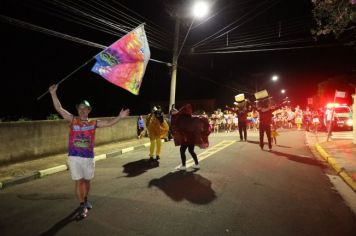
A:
[38, 0, 170, 51]
[191, 44, 339, 55]
[191, 0, 278, 48]
[195, 38, 314, 52]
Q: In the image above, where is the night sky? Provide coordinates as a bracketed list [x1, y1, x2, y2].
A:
[1, 0, 355, 121]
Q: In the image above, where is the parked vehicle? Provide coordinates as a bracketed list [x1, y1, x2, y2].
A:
[324, 103, 353, 131]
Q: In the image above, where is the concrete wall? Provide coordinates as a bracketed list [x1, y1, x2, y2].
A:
[0, 116, 138, 165]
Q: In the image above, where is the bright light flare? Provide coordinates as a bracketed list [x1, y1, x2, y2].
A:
[346, 119, 353, 126]
[192, 2, 209, 18]
[272, 75, 279, 81]
[281, 89, 286, 94]
[326, 103, 340, 108]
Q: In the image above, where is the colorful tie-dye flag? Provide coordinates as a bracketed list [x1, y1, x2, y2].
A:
[91, 24, 150, 95]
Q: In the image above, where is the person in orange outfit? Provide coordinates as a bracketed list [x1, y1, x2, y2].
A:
[146, 106, 169, 161]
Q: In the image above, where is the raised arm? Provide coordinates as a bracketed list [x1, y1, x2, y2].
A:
[49, 84, 73, 122]
[96, 108, 130, 128]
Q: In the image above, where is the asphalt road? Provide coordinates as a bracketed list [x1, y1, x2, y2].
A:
[0, 130, 355, 236]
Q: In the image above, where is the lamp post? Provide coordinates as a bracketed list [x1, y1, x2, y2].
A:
[169, 1, 209, 110]
[169, 19, 180, 110]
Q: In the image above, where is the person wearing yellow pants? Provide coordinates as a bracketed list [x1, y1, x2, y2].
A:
[146, 106, 169, 161]
[295, 106, 303, 130]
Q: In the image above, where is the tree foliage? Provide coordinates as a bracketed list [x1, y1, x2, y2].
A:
[311, 0, 356, 43]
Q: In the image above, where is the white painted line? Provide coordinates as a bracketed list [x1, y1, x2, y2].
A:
[176, 140, 236, 169]
[144, 143, 151, 147]
[122, 147, 134, 153]
[95, 154, 107, 162]
[39, 165, 68, 178]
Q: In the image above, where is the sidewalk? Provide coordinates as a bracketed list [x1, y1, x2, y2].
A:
[0, 138, 153, 189]
[306, 131, 356, 192]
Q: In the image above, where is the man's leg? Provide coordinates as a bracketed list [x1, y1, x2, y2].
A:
[188, 145, 199, 165]
[238, 122, 243, 140]
[149, 138, 155, 159]
[179, 145, 188, 167]
[242, 122, 247, 141]
[76, 179, 90, 202]
[156, 138, 162, 158]
[259, 125, 264, 149]
[266, 125, 272, 150]
[75, 179, 89, 218]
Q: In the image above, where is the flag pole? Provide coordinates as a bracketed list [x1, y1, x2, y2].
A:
[36, 57, 95, 100]
[37, 23, 147, 100]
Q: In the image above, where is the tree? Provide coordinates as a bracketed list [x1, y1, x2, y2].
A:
[311, 0, 356, 44]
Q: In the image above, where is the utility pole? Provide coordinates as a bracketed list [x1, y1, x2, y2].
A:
[169, 18, 180, 110]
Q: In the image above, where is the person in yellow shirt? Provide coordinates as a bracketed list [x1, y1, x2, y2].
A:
[146, 106, 169, 161]
[271, 123, 279, 145]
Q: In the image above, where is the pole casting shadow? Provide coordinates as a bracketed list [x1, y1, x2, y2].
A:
[270, 150, 326, 168]
[148, 171, 217, 204]
[247, 140, 291, 148]
[122, 159, 159, 177]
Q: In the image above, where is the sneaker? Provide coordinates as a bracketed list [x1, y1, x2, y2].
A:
[149, 156, 154, 161]
[155, 155, 160, 160]
[84, 201, 92, 210]
[77, 204, 88, 219]
[176, 165, 186, 171]
[268, 147, 272, 152]
[192, 164, 200, 169]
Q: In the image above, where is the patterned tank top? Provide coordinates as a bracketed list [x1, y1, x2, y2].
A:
[68, 117, 97, 158]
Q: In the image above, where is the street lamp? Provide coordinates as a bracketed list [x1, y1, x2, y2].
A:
[192, 2, 209, 18]
[281, 89, 286, 94]
[169, 1, 209, 110]
[272, 75, 279, 82]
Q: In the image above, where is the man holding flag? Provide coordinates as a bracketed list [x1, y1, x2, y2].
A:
[43, 24, 149, 219]
[49, 84, 129, 219]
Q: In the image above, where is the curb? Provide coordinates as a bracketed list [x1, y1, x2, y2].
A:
[0, 141, 152, 190]
[315, 143, 356, 192]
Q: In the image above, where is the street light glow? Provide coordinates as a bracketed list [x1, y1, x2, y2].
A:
[281, 89, 286, 94]
[272, 75, 279, 81]
[192, 2, 209, 18]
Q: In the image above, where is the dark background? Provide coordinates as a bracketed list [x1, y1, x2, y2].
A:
[0, 0, 355, 120]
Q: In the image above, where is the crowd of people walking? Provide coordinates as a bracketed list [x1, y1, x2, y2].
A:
[206, 105, 326, 134]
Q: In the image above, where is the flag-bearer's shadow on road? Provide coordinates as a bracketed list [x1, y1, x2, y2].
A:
[148, 171, 217, 204]
[39, 207, 79, 236]
[122, 159, 159, 177]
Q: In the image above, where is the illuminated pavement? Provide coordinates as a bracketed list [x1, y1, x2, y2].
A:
[0, 130, 355, 235]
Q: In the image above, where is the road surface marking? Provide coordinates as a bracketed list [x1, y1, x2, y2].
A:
[176, 140, 236, 169]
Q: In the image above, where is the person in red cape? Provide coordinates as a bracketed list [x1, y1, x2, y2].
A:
[171, 104, 211, 171]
